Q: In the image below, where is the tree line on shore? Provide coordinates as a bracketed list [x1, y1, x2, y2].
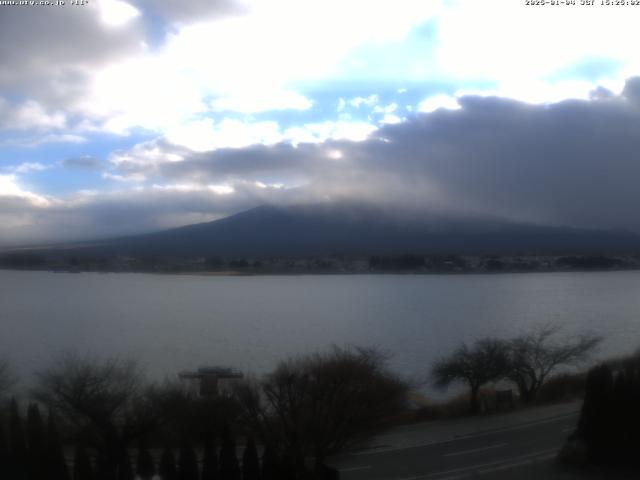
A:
[0, 325, 604, 479]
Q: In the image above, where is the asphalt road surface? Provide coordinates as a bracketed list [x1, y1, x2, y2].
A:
[331, 410, 580, 480]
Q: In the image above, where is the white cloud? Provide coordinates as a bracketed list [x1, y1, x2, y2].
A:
[99, 0, 141, 27]
[284, 121, 377, 144]
[1, 134, 87, 149]
[109, 140, 184, 171]
[212, 91, 312, 113]
[418, 94, 460, 113]
[435, 0, 640, 89]
[102, 172, 147, 183]
[349, 95, 379, 108]
[0, 99, 66, 131]
[208, 119, 282, 149]
[6, 163, 50, 174]
[380, 114, 402, 125]
[373, 103, 398, 114]
[0, 174, 51, 207]
[3, 0, 640, 143]
[166, 118, 283, 151]
[151, 183, 235, 195]
[67, 0, 436, 133]
[326, 149, 343, 160]
[82, 55, 206, 134]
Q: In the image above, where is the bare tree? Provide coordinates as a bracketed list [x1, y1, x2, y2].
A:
[432, 338, 510, 414]
[507, 324, 602, 402]
[31, 352, 176, 463]
[235, 346, 408, 476]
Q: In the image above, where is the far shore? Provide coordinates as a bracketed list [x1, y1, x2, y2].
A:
[2, 265, 640, 277]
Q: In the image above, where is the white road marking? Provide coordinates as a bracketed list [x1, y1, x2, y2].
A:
[478, 452, 556, 475]
[339, 465, 371, 472]
[354, 413, 576, 456]
[443, 442, 508, 457]
[393, 448, 558, 480]
[395, 474, 470, 480]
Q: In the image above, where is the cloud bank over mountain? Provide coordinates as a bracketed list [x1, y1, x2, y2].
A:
[1, 78, 639, 244]
[1, 1, 640, 244]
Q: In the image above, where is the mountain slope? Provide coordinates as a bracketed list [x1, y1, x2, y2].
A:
[55, 203, 640, 258]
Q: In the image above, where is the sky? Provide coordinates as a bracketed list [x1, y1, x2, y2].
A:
[1, 0, 640, 244]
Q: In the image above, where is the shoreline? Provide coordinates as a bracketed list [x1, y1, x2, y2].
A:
[2, 266, 640, 277]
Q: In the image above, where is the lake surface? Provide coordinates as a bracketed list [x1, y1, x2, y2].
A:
[1, 270, 640, 393]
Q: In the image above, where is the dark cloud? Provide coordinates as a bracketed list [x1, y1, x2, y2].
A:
[4, 77, 640, 244]
[60, 156, 103, 170]
[110, 77, 640, 232]
[0, 180, 312, 244]
[622, 76, 640, 107]
[0, 4, 145, 109]
[132, 0, 245, 25]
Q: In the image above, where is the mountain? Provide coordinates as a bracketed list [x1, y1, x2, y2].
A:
[42, 203, 640, 258]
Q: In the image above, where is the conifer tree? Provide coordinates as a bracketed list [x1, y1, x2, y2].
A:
[9, 398, 28, 480]
[201, 436, 218, 480]
[46, 411, 70, 480]
[278, 455, 295, 480]
[135, 438, 155, 480]
[178, 443, 199, 480]
[95, 449, 116, 480]
[260, 444, 277, 480]
[27, 403, 46, 480]
[0, 423, 10, 480]
[241, 437, 260, 480]
[612, 370, 633, 460]
[116, 448, 134, 480]
[73, 444, 94, 480]
[159, 447, 178, 480]
[219, 425, 240, 480]
[578, 364, 614, 463]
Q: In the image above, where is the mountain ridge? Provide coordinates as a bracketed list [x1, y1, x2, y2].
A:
[28, 203, 640, 258]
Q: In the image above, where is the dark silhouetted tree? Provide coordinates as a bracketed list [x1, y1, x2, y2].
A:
[507, 325, 601, 402]
[611, 370, 633, 459]
[0, 423, 10, 480]
[235, 346, 407, 476]
[578, 364, 614, 463]
[46, 412, 70, 480]
[432, 339, 510, 414]
[241, 436, 260, 480]
[178, 443, 199, 480]
[201, 436, 218, 480]
[260, 444, 277, 480]
[9, 398, 28, 480]
[95, 449, 116, 480]
[116, 448, 134, 480]
[73, 444, 95, 480]
[27, 403, 47, 480]
[219, 425, 240, 480]
[33, 353, 175, 462]
[136, 439, 155, 480]
[575, 355, 640, 465]
[159, 447, 178, 480]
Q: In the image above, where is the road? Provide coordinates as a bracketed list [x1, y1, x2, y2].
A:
[330, 405, 583, 480]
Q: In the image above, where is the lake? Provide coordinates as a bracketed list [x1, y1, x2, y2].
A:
[1, 270, 639, 394]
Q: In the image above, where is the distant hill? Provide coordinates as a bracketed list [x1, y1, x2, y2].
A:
[35, 203, 640, 258]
